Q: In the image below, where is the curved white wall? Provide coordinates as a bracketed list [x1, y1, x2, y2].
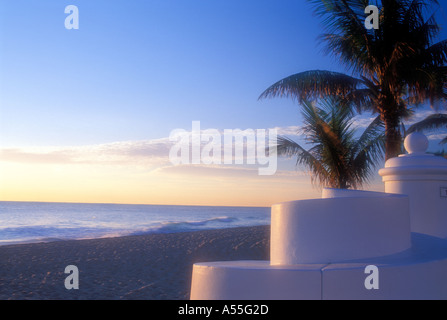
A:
[271, 193, 411, 265]
[322, 188, 390, 198]
[190, 133, 447, 300]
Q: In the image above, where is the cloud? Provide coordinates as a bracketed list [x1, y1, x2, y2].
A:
[351, 114, 379, 129]
[271, 125, 302, 136]
[154, 164, 260, 177]
[427, 133, 447, 141]
[0, 139, 174, 167]
[403, 110, 447, 125]
[154, 163, 307, 180]
[0, 148, 73, 164]
[0, 124, 311, 178]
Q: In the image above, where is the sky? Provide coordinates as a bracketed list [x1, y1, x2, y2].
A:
[0, 0, 446, 207]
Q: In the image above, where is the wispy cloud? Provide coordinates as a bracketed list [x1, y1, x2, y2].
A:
[271, 125, 302, 136]
[0, 125, 301, 178]
[154, 163, 306, 178]
[4, 116, 444, 169]
[0, 126, 382, 205]
[403, 109, 447, 126]
[427, 133, 447, 141]
[0, 139, 173, 166]
[351, 114, 379, 129]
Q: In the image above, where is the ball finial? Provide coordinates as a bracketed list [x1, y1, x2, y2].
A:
[404, 132, 429, 154]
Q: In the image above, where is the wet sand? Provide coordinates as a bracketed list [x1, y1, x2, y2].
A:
[0, 225, 270, 300]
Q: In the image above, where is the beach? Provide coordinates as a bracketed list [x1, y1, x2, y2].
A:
[0, 225, 270, 300]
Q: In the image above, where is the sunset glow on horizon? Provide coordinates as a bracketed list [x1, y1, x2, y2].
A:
[0, 135, 328, 207]
[0, 1, 445, 207]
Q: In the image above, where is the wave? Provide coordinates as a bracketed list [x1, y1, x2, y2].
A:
[0, 216, 241, 245]
[129, 216, 239, 235]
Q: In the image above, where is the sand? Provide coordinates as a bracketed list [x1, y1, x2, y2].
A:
[0, 225, 270, 300]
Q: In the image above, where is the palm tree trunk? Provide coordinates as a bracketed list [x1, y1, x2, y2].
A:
[378, 90, 403, 161]
[383, 114, 402, 161]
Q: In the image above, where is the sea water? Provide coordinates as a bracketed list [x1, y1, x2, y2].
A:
[0, 201, 270, 245]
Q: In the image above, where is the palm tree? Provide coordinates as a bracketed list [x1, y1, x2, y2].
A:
[276, 98, 385, 189]
[260, 0, 447, 160]
[406, 113, 447, 144]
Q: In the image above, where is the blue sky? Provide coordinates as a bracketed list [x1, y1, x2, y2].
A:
[0, 0, 340, 147]
[0, 0, 446, 206]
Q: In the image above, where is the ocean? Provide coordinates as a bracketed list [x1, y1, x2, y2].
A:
[0, 201, 270, 246]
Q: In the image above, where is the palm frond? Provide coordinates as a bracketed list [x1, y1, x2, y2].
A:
[262, 0, 446, 161]
[406, 113, 447, 134]
[352, 115, 385, 158]
[275, 136, 332, 188]
[427, 40, 447, 65]
[258, 70, 365, 102]
[352, 129, 386, 181]
[311, 0, 376, 74]
[275, 97, 385, 189]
